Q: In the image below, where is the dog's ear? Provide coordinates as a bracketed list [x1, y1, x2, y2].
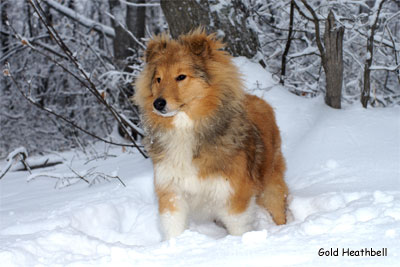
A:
[184, 34, 210, 57]
[145, 33, 169, 62]
[180, 28, 224, 58]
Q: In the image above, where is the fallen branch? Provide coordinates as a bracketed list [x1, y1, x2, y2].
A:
[27, 166, 126, 189]
[0, 147, 29, 180]
[13, 158, 63, 172]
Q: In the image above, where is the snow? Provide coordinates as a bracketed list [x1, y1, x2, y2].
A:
[1, 58, 400, 266]
[233, 57, 274, 92]
[241, 230, 268, 245]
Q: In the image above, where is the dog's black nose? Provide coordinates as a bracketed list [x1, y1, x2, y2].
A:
[153, 97, 167, 111]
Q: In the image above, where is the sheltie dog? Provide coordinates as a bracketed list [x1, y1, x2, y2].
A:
[134, 29, 288, 240]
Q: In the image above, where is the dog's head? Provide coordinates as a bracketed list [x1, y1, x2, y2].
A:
[134, 29, 232, 120]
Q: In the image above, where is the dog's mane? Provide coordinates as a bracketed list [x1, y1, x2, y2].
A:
[134, 29, 252, 158]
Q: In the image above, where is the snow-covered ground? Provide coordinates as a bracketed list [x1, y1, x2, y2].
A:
[1, 58, 399, 266]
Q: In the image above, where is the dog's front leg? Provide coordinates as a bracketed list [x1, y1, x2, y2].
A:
[155, 186, 188, 239]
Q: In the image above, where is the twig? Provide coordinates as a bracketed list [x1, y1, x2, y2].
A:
[27, 166, 127, 188]
[84, 154, 117, 165]
[67, 165, 90, 184]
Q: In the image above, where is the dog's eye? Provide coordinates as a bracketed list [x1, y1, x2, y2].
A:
[176, 75, 186, 81]
[156, 77, 161, 83]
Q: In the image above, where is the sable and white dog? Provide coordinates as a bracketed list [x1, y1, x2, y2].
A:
[134, 29, 288, 239]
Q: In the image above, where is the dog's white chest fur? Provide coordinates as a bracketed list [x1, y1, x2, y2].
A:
[154, 112, 232, 214]
[154, 112, 255, 239]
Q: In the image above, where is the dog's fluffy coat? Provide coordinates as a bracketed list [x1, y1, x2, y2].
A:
[134, 29, 288, 239]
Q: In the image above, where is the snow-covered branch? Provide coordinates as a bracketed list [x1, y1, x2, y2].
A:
[43, 0, 115, 38]
[370, 65, 400, 71]
[119, 0, 160, 7]
[288, 47, 320, 59]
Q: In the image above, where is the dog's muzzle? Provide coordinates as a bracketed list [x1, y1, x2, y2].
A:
[152, 97, 179, 117]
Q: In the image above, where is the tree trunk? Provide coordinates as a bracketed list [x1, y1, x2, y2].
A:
[280, 0, 295, 85]
[108, 0, 130, 69]
[160, 0, 209, 39]
[126, 0, 146, 53]
[160, 0, 260, 58]
[108, 0, 145, 68]
[108, 0, 144, 139]
[323, 11, 344, 109]
[361, 0, 387, 108]
[300, 2, 344, 109]
[1, 0, 9, 55]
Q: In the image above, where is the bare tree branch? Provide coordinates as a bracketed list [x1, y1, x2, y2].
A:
[292, 0, 313, 21]
[299, 0, 326, 60]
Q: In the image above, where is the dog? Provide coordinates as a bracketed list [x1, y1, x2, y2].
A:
[134, 29, 288, 240]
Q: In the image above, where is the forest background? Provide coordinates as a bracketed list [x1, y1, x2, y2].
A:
[0, 0, 399, 159]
